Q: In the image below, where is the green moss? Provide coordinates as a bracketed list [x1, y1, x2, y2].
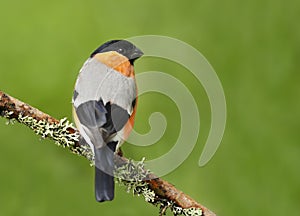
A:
[2, 112, 202, 215]
[114, 159, 202, 216]
[1, 110, 16, 124]
[182, 207, 202, 216]
[16, 114, 93, 162]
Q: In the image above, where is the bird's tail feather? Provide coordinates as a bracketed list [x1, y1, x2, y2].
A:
[94, 142, 117, 202]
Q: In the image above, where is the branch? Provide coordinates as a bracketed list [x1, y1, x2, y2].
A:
[0, 90, 216, 216]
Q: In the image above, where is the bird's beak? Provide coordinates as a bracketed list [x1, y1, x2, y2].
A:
[129, 48, 144, 61]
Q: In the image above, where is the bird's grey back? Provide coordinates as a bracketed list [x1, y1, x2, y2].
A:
[73, 58, 136, 114]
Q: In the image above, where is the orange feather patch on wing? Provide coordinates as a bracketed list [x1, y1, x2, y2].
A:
[94, 51, 135, 78]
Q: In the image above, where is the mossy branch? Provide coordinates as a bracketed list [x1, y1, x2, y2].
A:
[0, 90, 216, 216]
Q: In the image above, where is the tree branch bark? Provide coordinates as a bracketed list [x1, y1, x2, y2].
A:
[0, 90, 216, 216]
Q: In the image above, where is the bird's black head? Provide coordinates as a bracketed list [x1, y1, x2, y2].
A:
[90, 40, 144, 64]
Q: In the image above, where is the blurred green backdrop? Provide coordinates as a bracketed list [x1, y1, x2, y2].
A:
[0, 0, 299, 215]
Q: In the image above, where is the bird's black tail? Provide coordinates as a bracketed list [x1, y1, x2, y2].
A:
[94, 142, 117, 202]
[95, 165, 114, 202]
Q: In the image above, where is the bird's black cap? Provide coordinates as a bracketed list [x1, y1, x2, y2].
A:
[91, 40, 143, 64]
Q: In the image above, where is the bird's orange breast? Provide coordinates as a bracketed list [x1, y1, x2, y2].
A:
[94, 51, 135, 78]
[123, 101, 137, 140]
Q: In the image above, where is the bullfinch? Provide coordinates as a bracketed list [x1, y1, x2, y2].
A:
[72, 40, 143, 202]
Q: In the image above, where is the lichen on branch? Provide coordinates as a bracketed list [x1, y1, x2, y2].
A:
[0, 90, 216, 216]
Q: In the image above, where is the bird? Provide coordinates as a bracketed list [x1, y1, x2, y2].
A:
[72, 40, 143, 202]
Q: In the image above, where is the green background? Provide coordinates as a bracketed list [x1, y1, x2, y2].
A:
[0, 0, 299, 215]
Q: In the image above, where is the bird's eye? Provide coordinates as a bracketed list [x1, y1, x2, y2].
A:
[117, 48, 123, 53]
